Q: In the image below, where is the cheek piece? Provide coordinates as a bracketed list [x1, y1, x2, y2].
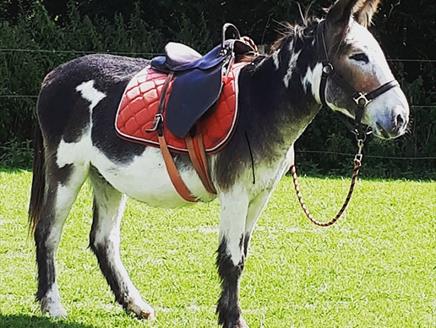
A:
[317, 20, 399, 140]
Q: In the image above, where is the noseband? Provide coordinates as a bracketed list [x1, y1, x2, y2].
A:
[317, 20, 399, 138]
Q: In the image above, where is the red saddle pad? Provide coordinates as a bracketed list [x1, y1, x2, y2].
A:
[115, 63, 247, 153]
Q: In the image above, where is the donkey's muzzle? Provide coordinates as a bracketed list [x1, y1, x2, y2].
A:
[375, 105, 409, 139]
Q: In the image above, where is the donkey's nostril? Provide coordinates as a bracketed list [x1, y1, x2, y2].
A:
[396, 113, 404, 127]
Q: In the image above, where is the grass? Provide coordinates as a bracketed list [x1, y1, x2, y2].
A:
[0, 168, 434, 327]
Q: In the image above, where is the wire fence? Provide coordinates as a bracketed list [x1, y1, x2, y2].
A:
[0, 47, 160, 56]
[1, 47, 436, 63]
[295, 150, 435, 160]
[0, 143, 434, 161]
[0, 47, 434, 162]
[0, 94, 432, 110]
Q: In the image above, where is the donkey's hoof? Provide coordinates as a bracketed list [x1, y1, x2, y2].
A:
[126, 300, 155, 320]
[41, 299, 67, 318]
[139, 309, 155, 320]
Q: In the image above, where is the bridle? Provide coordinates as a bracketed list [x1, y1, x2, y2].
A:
[317, 19, 399, 139]
[290, 20, 399, 227]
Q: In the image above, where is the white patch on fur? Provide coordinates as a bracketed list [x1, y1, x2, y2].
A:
[272, 50, 280, 70]
[302, 63, 323, 103]
[57, 80, 106, 169]
[283, 49, 301, 88]
[219, 185, 249, 265]
[56, 133, 92, 168]
[75, 80, 106, 111]
[41, 284, 67, 317]
[94, 147, 214, 207]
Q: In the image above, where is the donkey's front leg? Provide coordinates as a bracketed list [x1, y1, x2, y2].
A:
[216, 187, 249, 328]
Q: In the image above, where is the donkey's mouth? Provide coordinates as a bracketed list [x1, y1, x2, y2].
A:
[375, 122, 391, 139]
[375, 122, 405, 140]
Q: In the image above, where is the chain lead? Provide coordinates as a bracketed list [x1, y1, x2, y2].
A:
[291, 134, 366, 227]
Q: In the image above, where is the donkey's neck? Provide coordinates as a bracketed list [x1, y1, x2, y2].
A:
[238, 30, 321, 161]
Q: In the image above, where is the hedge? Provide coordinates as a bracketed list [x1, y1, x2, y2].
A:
[0, 1, 434, 178]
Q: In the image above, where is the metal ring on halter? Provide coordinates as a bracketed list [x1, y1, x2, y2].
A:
[322, 63, 334, 75]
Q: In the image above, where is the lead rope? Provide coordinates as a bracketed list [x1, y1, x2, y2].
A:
[290, 136, 365, 227]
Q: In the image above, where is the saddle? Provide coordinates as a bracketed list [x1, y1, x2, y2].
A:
[116, 23, 258, 202]
[151, 24, 257, 138]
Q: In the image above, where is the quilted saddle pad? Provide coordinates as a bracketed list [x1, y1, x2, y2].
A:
[115, 62, 247, 153]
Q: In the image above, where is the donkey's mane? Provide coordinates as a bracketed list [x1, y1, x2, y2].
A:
[271, 18, 319, 53]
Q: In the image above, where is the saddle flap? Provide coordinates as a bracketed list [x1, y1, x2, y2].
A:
[166, 65, 224, 138]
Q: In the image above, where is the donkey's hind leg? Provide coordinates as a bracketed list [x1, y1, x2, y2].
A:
[35, 162, 89, 317]
[88, 168, 155, 320]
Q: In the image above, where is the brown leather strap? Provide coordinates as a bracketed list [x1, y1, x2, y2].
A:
[186, 133, 217, 194]
[158, 135, 197, 202]
[154, 72, 214, 201]
[193, 133, 216, 193]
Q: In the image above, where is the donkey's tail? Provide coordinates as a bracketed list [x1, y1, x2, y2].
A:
[28, 123, 45, 234]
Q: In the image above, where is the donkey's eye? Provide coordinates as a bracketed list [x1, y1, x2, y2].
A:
[350, 53, 369, 63]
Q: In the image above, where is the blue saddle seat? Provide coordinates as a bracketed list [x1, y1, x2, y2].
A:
[151, 44, 228, 73]
[149, 29, 256, 138]
[165, 42, 202, 67]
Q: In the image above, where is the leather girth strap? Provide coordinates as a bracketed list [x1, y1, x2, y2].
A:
[158, 135, 197, 202]
[156, 73, 216, 202]
[186, 132, 217, 194]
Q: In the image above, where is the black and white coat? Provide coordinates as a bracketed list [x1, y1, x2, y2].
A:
[29, 0, 409, 327]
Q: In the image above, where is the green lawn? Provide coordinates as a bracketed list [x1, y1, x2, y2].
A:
[0, 168, 434, 327]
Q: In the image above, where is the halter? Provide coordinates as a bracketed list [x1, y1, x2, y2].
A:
[290, 20, 400, 227]
[316, 20, 399, 139]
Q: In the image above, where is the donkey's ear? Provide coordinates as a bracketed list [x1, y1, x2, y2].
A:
[353, 0, 382, 28]
[326, 0, 361, 27]
[325, 0, 361, 48]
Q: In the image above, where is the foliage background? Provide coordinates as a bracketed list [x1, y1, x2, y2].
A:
[0, 0, 435, 178]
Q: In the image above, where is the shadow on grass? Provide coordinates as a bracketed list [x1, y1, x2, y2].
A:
[0, 314, 95, 328]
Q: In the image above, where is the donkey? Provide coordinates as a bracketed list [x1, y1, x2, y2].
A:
[29, 0, 409, 326]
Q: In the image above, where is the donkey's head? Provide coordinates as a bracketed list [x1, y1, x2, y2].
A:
[317, 0, 409, 139]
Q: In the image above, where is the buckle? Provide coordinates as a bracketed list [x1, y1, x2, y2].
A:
[145, 113, 163, 133]
[353, 93, 371, 107]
